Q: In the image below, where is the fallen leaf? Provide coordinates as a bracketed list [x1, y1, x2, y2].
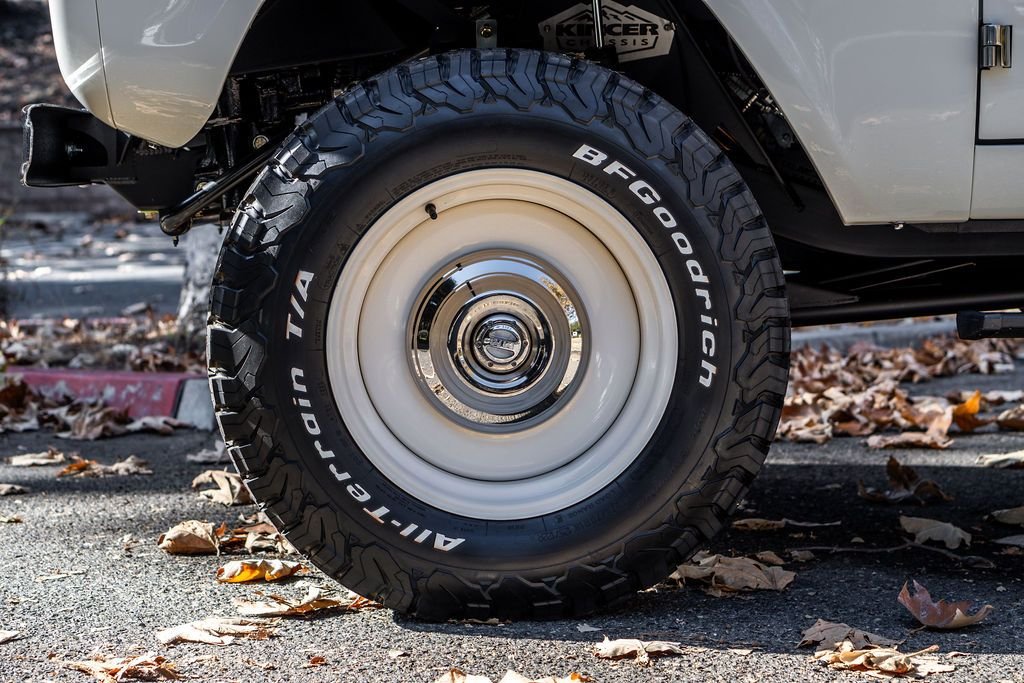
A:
[899, 516, 971, 549]
[107, 455, 152, 475]
[595, 636, 685, 665]
[234, 584, 376, 617]
[754, 551, 786, 566]
[670, 552, 795, 596]
[857, 456, 952, 505]
[64, 652, 181, 681]
[158, 521, 220, 555]
[302, 655, 327, 668]
[0, 483, 28, 495]
[498, 673, 592, 683]
[996, 404, 1024, 431]
[57, 454, 151, 478]
[952, 390, 990, 432]
[788, 550, 815, 562]
[991, 506, 1024, 526]
[0, 630, 19, 644]
[993, 534, 1024, 547]
[192, 470, 253, 506]
[388, 649, 409, 659]
[433, 671, 590, 683]
[125, 415, 192, 435]
[799, 619, 899, 650]
[732, 518, 785, 531]
[897, 580, 993, 629]
[975, 451, 1024, 468]
[576, 623, 600, 633]
[867, 431, 953, 450]
[813, 642, 953, 677]
[6, 448, 65, 466]
[216, 559, 306, 583]
[731, 518, 840, 531]
[0, 515, 23, 523]
[156, 617, 275, 645]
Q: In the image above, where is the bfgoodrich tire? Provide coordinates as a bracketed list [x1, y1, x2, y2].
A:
[209, 49, 790, 620]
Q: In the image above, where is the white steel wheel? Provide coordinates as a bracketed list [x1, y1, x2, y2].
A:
[326, 169, 677, 520]
[212, 48, 790, 620]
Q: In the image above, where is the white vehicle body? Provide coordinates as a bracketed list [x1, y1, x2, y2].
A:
[47, 0, 1024, 224]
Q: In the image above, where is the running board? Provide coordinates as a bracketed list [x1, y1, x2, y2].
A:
[957, 310, 1024, 339]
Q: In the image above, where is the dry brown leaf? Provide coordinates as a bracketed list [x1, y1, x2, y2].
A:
[976, 451, 1024, 468]
[857, 456, 952, 505]
[754, 551, 786, 566]
[157, 520, 220, 555]
[156, 617, 275, 646]
[6, 447, 65, 466]
[433, 671, 590, 683]
[731, 518, 839, 531]
[0, 483, 28, 495]
[670, 552, 795, 596]
[126, 415, 192, 435]
[216, 559, 306, 583]
[302, 655, 327, 668]
[594, 636, 685, 665]
[192, 470, 253, 506]
[732, 518, 786, 531]
[899, 516, 971, 549]
[996, 404, 1024, 431]
[867, 431, 953, 450]
[47, 402, 133, 440]
[64, 652, 181, 682]
[234, 584, 376, 617]
[57, 454, 151, 478]
[991, 506, 1024, 526]
[798, 619, 899, 650]
[898, 580, 993, 629]
[0, 515, 23, 523]
[813, 641, 953, 677]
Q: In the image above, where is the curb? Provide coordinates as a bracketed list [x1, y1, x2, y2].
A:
[3, 368, 215, 430]
[792, 318, 957, 352]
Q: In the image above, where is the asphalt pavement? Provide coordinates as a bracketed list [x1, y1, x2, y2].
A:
[1, 367, 1023, 683]
[1, 215, 185, 318]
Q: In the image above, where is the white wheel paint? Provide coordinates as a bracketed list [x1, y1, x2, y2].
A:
[326, 170, 677, 520]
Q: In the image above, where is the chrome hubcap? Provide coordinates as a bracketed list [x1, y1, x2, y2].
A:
[409, 250, 587, 430]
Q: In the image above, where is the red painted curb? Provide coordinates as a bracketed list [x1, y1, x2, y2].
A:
[5, 368, 205, 419]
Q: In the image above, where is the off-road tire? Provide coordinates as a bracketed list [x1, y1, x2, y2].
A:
[209, 48, 789, 620]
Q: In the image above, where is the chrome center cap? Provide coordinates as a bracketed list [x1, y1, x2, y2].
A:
[473, 316, 528, 371]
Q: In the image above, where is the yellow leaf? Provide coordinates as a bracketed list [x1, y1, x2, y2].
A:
[216, 559, 305, 583]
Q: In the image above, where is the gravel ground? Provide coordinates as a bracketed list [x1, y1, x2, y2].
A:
[1, 367, 1023, 683]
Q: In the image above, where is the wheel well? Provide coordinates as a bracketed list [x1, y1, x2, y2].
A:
[188, 0, 1024, 324]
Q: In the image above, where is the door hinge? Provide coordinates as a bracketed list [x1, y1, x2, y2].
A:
[981, 23, 1013, 69]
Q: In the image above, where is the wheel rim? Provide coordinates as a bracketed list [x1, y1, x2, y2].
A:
[326, 169, 677, 519]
